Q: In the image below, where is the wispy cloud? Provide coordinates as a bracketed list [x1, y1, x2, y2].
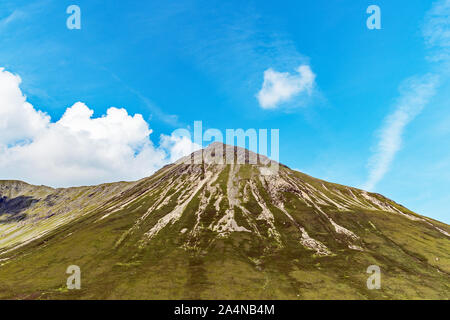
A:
[0, 10, 25, 30]
[363, 75, 439, 190]
[125, 85, 182, 127]
[363, 0, 449, 191]
[98, 66, 183, 127]
[423, 0, 450, 63]
[256, 65, 316, 109]
[0, 0, 51, 32]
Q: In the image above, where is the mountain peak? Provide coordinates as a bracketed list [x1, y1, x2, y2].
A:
[176, 142, 275, 167]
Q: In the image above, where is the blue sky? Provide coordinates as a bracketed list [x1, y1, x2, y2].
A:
[0, 0, 449, 223]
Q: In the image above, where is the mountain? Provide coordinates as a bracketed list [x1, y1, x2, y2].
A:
[0, 142, 449, 299]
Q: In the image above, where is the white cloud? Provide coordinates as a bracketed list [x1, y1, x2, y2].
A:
[0, 10, 25, 30]
[363, 0, 449, 191]
[0, 68, 196, 187]
[423, 0, 450, 63]
[363, 75, 439, 191]
[256, 65, 316, 109]
[0, 68, 49, 144]
[160, 134, 202, 163]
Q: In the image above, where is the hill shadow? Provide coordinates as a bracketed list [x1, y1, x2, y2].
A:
[0, 195, 38, 223]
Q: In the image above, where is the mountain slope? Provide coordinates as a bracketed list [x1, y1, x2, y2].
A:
[0, 143, 449, 299]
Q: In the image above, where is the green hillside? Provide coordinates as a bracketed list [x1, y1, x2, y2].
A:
[0, 143, 449, 299]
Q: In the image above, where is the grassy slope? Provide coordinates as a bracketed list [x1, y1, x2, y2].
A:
[0, 164, 448, 300]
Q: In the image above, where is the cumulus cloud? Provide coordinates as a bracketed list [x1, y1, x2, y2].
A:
[0, 68, 49, 144]
[256, 65, 316, 109]
[0, 68, 196, 187]
[160, 134, 202, 164]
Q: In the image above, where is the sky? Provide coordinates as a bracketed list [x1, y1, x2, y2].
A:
[0, 0, 449, 223]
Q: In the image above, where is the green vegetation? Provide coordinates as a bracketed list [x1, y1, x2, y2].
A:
[0, 145, 449, 299]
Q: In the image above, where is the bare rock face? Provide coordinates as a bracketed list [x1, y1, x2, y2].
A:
[0, 143, 449, 299]
[176, 142, 273, 166]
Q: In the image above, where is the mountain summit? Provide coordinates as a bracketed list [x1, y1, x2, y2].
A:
[0, 143, 449, 299]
